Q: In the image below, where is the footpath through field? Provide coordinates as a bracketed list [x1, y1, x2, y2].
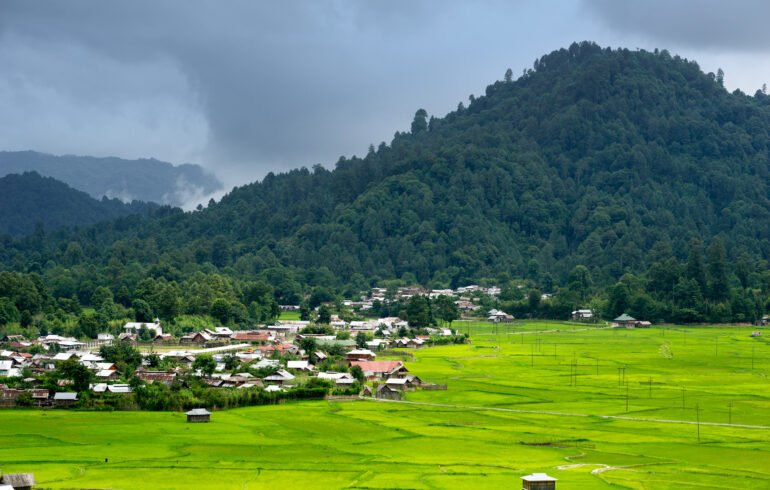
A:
[363, 397, 770, 430]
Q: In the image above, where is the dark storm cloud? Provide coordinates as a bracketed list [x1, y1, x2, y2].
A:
[0, 1, 593, 188]
[583, 0, 770, 51]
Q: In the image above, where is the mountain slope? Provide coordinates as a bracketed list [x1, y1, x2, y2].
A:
[0, 151, 222, 207]
[6, 42, 770, 290]
[0, 172, 159, 237]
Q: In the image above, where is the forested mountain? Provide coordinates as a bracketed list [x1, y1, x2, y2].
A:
[0, 172, 158, 237]
[4, 42, 770, 324]
[0, 151, 222, 207]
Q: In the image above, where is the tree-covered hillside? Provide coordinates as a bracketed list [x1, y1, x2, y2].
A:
[0, 151, 222, 207]
[3, 42, 770, 323]
[0, 172, 158, 237]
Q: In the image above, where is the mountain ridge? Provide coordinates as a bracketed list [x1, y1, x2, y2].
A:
[5, 42, 770, 295]
[0, 171, 159, 237]
[0, 150, 222, 208]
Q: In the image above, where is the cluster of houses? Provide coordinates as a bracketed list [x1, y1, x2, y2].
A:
[0, 313, 458, 406]
[280, 284, 504, 313]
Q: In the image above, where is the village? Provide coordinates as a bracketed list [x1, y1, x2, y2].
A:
[0, 310, 468, 409]
[0, 278, 672, 411]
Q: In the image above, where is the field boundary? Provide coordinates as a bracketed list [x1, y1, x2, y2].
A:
[361, 398, 770, 430]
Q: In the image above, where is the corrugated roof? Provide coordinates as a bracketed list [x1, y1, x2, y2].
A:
[186, 408, 211, 416]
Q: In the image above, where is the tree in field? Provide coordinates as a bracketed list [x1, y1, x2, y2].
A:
[223, 354, 240, 371]
[350, 365, 365, 383]
[317, 304, 331, 325]
[406, 295, 432, 328]
[193, 354, 217, 377]
[433, 295, 459, 326]
[355, 331, 368, 349]
[100, 343, 143, 374]
[57, 358, 94, 393]
[299, 337, 317, 358]
[300, 303, 311, 321]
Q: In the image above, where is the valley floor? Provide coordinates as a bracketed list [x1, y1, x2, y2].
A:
[3, 321, 770, 489]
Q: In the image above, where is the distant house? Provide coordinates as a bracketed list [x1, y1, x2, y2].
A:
[153, 333, 174, 343]
[263, 369, 295, 385]
[186, 408, 211, 423]
[231, 331, 271, 343]
[135, 369, 177, 385]
[487, 309, 514, 323]
[286, 360, 313, 372]
[212, 327, 234, 339]
[613, 313, 637, 328]
[376, 384, 402, 400]
[346, 349, 376, 362]
[53, 392, 78, 407]
[1, 473, 35, 490]
[521, 473, 557, 490]
[95, 369, 118, 380]
[350, 360, 408, 380]
[571, 309, 594, 321]
[180, 331, 213, 344]
[385, 378, 408, 391]
[123, 320, 163, 336]
[0, 360, 14, 377]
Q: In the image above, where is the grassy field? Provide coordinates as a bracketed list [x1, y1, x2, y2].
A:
[3, 321, 770, 489]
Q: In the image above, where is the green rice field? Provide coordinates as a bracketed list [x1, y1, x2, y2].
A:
[3, 321, 770, 489]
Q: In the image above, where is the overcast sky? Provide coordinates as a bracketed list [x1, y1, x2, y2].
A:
[2, 0, 770, 192]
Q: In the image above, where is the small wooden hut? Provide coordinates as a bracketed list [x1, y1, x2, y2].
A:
[186, 408, 212, 423]
[613, 313, 636, 328]
[521, 473, 556, 490]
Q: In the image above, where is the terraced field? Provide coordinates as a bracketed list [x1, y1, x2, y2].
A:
[3, 321, 770, 489]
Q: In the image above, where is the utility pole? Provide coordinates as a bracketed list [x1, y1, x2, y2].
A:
[696, 403, 701, 442]
[625, 382, 629, 412]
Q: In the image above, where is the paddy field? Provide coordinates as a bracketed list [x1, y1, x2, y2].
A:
[3, 321, 770, 489]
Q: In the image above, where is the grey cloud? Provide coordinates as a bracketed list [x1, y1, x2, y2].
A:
[0, 1, 600, 189]
[583, 0, 770, 52]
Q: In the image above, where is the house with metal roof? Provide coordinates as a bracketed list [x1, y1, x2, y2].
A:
[186, 408, 211, 423]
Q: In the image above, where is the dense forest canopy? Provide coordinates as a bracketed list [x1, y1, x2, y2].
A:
[0, 172, 158, 237]
[3, 42, 770, 328]
[0, 151, 222, 207]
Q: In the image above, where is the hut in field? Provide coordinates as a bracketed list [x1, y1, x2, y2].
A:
[613, 313, 636, 328]
[521, 473, 556, 490]
[1, 473, 36, 490]
[376, 384, 402, 401]
[186, 408, 212, 423]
